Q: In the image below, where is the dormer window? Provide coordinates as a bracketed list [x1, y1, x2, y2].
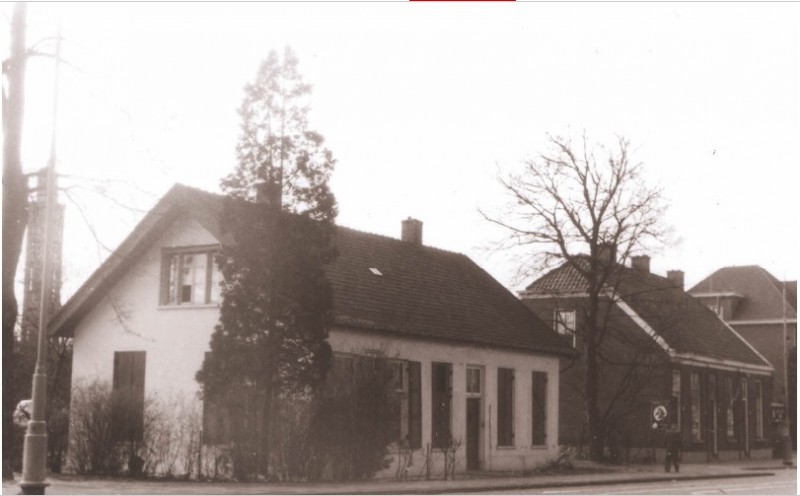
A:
[161, 246, 221, 306]
[554, 309, 576, 347]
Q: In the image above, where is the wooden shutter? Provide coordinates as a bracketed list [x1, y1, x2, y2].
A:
[532, 371, 547, 445]
[431, 362, 452, 448]
[112, 351, 146, 442]
[408, 361, 422, 449]
[497, 368, 514, 446]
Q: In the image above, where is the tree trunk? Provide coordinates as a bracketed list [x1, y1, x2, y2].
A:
[2, 2, 29, 480]
[585, 262, 605, 462]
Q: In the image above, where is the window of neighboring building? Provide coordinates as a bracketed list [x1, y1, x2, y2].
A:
[431, 362, 453, 449]
[161, 247, 222, 306]
[497, 368, 515, 447]
[111, 351, 146, 443]
[531, 371, 547, 446]
[726, 378, 736, 440]
[690, 372, 702, 442]
[554, 309, 577, 347]
[754, 380, 764, 439]
[670, 370, 681, 429]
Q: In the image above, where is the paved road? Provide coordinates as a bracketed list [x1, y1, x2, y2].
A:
[482, 470, 797, 495]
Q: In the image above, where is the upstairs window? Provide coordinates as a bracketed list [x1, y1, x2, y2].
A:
[554, 309, 576, 347]
[161, 247, 221, 306]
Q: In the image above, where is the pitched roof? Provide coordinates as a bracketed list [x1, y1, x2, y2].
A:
[50, 184, 571, 357]
[523, 259, 769, 367]
[688, 266, 797, 321]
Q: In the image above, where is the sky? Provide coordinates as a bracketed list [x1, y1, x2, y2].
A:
[6, 2, 800, 301]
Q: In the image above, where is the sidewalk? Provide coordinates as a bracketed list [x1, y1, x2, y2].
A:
[2, 457, 794, 495]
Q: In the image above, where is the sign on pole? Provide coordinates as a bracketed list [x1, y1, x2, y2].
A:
[651, 401, 669, 429]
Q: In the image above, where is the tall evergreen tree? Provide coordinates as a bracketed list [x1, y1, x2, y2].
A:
[196, 47, 337, 480]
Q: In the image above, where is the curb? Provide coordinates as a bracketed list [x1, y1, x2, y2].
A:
[322, 471, 777, 495]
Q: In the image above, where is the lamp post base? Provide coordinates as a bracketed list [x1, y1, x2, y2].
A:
[18, 481, 50, 495]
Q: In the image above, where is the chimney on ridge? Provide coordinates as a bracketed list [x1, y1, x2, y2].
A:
[597, 242, 616, 266]
[401, 217, 423, 246]
[667, 270, 685, 290]
[255, 180, 281, 210]
[631, 255, 651, 273]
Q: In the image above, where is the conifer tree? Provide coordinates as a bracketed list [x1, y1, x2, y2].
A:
[196, 47, 337, 479]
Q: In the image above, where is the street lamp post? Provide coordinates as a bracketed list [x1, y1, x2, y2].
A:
[19, 28, 61, 496]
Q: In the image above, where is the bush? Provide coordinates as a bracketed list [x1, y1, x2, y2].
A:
[314, 354, 395, 481]
[68, 381, 124, 475]
[69, 381, 203, 478]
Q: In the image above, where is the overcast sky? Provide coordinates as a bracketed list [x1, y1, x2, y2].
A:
[7, 2, 799, 300]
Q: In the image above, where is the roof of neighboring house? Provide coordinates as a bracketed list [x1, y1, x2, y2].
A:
[50, 184, 572, 357]
[523, 258, 770, 367]
[688, 266, 797, 321]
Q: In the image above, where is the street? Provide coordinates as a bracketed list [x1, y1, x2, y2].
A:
[483, 471, 797, 495]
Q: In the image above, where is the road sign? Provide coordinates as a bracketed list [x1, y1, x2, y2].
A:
[651, 401, 669, 429]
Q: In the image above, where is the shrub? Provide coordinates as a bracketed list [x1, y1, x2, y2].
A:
[314, 354, 395, 481]
[68, 381, 124, 475]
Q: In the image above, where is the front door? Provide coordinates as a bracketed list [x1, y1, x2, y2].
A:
[466, 398, 481, 470]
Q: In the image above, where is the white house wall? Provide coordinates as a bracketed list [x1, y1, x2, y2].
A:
[330, 327, 561, 474]
[70, 214, 562, 475]
[70, 214, 220, 405]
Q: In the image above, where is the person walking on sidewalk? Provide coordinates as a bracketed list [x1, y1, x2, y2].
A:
[664, 428, 682, 473]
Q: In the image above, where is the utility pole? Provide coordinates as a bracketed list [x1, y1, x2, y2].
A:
[3, 2, 29, 480]
[19, 25, 62, 496]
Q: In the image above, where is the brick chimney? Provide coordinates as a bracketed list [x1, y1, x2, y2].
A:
[667, 270, 684, 289]
[597, 242, 616, 266]
[401, 217, 423, 246]
[631, 255, 651, 273]
[255, 180, 281, 210]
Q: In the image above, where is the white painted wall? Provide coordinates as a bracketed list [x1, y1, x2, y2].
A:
[70, 214, 220, 405]
[70, 215, 561, 475]
[330, 328, 561, 475]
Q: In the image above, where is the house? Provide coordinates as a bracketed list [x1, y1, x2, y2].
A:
[49, 184, 573, 477]
[519, 252, 775, 462]
[688, 266, 796, 444]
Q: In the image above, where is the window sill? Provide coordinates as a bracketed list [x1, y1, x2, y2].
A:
[158, 303, 219, 310]
[496, 445, 516, 450]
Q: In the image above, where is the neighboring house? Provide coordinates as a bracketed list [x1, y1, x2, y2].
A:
[689, 266, 796, 440]
[520, 253, 775, 462]
[49, 184, 573, 476]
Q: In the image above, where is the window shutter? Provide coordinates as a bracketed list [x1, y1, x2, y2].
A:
[408, 361, 422, 449]
[532, 371, 547, 445]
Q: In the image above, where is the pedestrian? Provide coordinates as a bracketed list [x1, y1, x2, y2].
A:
[664, 428, 681, 473]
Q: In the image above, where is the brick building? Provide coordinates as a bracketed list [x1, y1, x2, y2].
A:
[689, 266, 796, 445]
[521, 254, 774, 462]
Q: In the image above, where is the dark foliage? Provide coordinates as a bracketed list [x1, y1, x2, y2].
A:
[314, 355, 395, 481]
[196, 47, 338, 480]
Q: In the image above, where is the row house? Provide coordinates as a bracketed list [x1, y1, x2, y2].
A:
[520, 252, 774, 462]
[689, 266, 796, 447]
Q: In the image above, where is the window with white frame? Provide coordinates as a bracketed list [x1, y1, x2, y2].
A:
[554, 309, 576, 347]
[466, 366, 481, 397]
[161, 247, 222, 306]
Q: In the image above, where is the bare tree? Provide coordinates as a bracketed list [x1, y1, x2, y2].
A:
[483, 133, 667, 461]
[2, 3, 29, 479]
